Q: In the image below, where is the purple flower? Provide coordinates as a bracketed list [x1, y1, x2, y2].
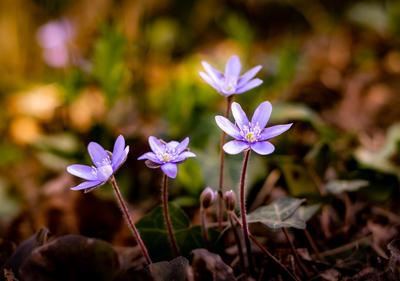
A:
[215, 101, 292, 155]
[199, 55, 263, 96]
[138, 136, 196, 179]
[67, 135, 129, 192]
[37, 18, 74, 68]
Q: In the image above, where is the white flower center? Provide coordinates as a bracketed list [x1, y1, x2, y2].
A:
[162, 152, 173, 162]
[156, 147, 177, 163]
[93, 164, 113, 181]
[240, 123, 262, 143]
[223, 76, 237, 94]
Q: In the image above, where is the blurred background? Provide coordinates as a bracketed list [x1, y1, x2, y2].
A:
[1, 0, 400, 245]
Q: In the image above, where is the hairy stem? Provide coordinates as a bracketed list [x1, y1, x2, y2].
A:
[161, 174, 180, 257]
[109, 176, 152, 265]
[217, 95, 233, 229]
[239, 149, 253, 274]
[200, 206, 210, 247]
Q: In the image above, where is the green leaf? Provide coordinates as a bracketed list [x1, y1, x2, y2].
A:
[271, 103, 336, 139]
[296, 204, 321, 222]
[92, 25, 129, 105]
[326, 180, 369, 195]
[247, 197, 306, 230]
[33, 133, 79, 154]
[136, 203, 220, 261]
[347, 2, 388, 34]
[279, 160, 319, 196]
[354, 123, 400, 179]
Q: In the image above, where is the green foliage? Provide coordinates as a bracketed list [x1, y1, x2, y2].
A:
[355, 123, 400, 179]
[176, 154, 204, 197]
[0, 142, 22, 167]
[221, 12, 254, 45]
[347, 2, 388, 34]
[146, 18, 179, 53]
[0, 180, 19, 218]
[326, 179, 369, 195]
[92, 26, 130, 105]
[247, 197, 306, 230]
[136, 203, 220, 261]
[33, 133, 80, 171]
[279, 159, 319, 196]
[296, 204, 321, 222]
[271, 102, 336, 139]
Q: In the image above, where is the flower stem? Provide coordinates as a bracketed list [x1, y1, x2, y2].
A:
[217, 95, 233, 229]
[161, 174, 180, 257]
[109, 176, 152, 265]
[239, 149, 253, 274]
[200, 206, 210, 248]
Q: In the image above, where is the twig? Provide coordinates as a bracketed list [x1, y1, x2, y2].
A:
[227, 211, 246, 275]
[304, 229, 323, 261]
[317, 235, 372, 258]
[217, 95, 233, 229]
[282, 228, 309, 278]
[232, 214, 300, 281]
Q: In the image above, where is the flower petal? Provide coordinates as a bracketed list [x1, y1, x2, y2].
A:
[166, 141, 180, 150]
[112, 135, 129, 170]
[173, 151, 196, 162]
[96, 165, 114, 181]
[70, 180, 104, 191]
[199, 71, 221, 92]
[201, 61, 223, 85]
[236, 78, 263, 94]
[113, 147, 129, 171]
[67, 164, 97, 180]
[145, 160, 161, 169]
[215, 116, 241, 139]
[112, 135, 125, 158]
[161, 163, 178, 179]
[250, 141, 275, 155]
[149, 136, 164, 154]
[231, 102, 249, 130]
[260, 123, 293, 140]
[175, 137, 189, 154]
[251, 101, 272, 129]
[237, 65, 262, 89]
[223, 140, 249, 155]
[225, 55, 241, 78]
[88, 142, 110, 167]
[138, 152, 162, 164]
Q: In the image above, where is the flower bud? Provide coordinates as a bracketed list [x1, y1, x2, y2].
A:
[224, 190, 236, 211]
[200, 187, 216, 209]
